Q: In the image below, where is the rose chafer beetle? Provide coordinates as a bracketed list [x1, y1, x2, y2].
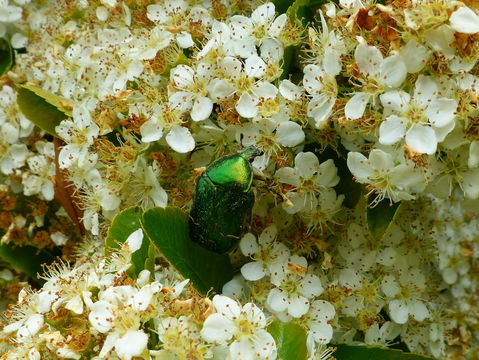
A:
[189, 146, 261, 254]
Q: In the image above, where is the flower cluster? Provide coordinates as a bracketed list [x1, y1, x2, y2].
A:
[0, 0, 479, 359]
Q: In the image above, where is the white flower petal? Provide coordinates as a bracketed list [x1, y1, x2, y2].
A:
[347, 152, 374, 183]
[408, 300, 429, 322]
[125, 228, 143, 252]
[279, 79, 301, 100]
[469, 141, 479, 168]
[115, 330, 149, 360]
[140, 119, 163, 143]
[201, 313, 236, 343]
[191, 96, 213, 121]
[345, 93, 369, 120]
[450, 6, 479, 34]
[300, 274, 323, 298]
[379, 115, 407, 145]
[389, 299, 409, 324]
[405, 124, 437, 154]
[170, 65, 194, 88]
[276, 121, 305, 147]
[213, 295, 241, 318]
[380, 55, 407, 88]
[267, 288, 288, 313]
[425, 98, 457, 127]
[239, 233, 259, 256]
[295, 152, 319, 178]
[166, 126, 195, 153]
[241, 261, 266, 281]
[369, 149, 394, 170]
[380, 90, 411, 113]
[245, 55, 266, 78]
[400, 39, 430, 73]
[236, 93, 258, 118]
[288, 295, 309, 318]
[355, 42, 382, 76]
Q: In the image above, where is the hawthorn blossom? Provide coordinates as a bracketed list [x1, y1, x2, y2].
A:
[267, 255, 324, 318]
[347, 149, 426, 203]
[345, 40, 407, 120]
[381, 270, 430, 324]
[450, 6, 479, 34]
[378, 75, 458, 155]
[229, 2, 287, 57]
[169, 63, 215, 121]
[239, 225, 290, 281]
[275, 152, 339, 214]
[201, 295, 277, 360]
[211, 55, 278, 118]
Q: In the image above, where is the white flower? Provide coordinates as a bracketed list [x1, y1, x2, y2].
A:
[166, 125, 195, 153]
[399, 39, 430, 73]
[305, 300, 336, 344]
[210, 55, 278, 118]
[229, 2, 287, 57]
[169, 63, 215, 121]
[303, 64, 337, 127]
[239, 225, 290, 281]
[201, 295, 277, 360]
[345, 40, 407, 120]
[267, 255, 324, 318]
[56, 102, 99, 169]
[347, 149, 425, 203]
[381, 270, 429, 324]
[450, 6, 479, 34]
[378, 75, 457, 155]
[3, 314, 44, 342]
[114, 330, 149, 360]
[146, 0, 194, 48]
[276, 152, 339, 214]
[0, 0, 22, 22]
[239, 118, 304, 170]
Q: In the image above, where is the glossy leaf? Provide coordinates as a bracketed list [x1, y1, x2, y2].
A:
[105, 206, 150, 277]
[16, 85, 71, 137]
[267, 321, 308, 360]
[332, 344, 434, 360]
[367, 200, 401, 239]
[142, 207, 233, 295]
[0, 244, 56, 281]
[21, 85, 73, 116]
[0, 38, 14, 76]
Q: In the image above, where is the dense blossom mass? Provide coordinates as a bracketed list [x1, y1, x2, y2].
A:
[0, 0, 478, 359]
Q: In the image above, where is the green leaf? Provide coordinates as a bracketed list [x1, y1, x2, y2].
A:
[16, 85, 72, 137]
[332, 344, 434, 360]
[0, 243, 56, 281]
[267, 321, 308, 360]
[21, 85, 73, 116]
[141, 207, 233, 296]
[286, 0, 311, 25]
[105, 206, 150, 277]
[367, 199, 401, 239]
[0, 38, 14, 76]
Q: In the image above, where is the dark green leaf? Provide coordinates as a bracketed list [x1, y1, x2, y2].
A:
[105, 206, 150, 277]
[367, 200, 401, 239]
[286, 0, 311, 25]
[268, 321, 308, 360]
[0, 244, 56, 280]
[16, 86, 71, 137]
[332, 344, 434, 360]
[0, 38, 14, 76]
[141, 207, 233, 295]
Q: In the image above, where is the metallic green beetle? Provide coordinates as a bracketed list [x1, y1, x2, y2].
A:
[189, 146, 261, 254]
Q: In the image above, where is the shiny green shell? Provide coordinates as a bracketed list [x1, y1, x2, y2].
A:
[189, 147, 260, 253]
